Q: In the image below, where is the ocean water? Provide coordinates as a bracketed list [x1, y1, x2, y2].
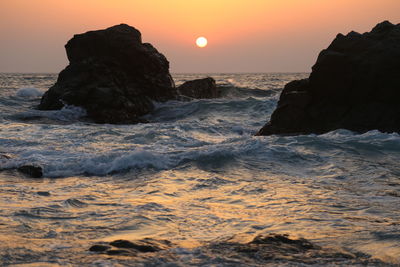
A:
[0, 73, 399, 266]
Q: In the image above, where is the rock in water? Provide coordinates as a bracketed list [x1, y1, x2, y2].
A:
[17, 165, 43, 178]
[89, 244, 111, 252]
[257, 21, 400, 136]
[38, 24, 176, 123]
[178, 77, 219, 99]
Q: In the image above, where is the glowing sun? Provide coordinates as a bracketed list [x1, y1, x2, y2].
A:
[196, 37, 208, 48]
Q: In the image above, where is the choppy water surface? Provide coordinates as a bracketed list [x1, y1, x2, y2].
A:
[0, 73, 399, 266]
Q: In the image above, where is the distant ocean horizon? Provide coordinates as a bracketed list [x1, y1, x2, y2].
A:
[0, 71, 311, 74]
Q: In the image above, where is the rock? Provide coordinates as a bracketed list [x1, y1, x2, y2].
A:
[250, 234, 316, 250]
[257, 21, 400, 136]
[178, 77, 219, 99]
[89, 238, 171, 256]
[109, 239, 161, 252]
[38, 24, 176, 124]
[205, 234, 382, 265]
[17, 165, 43, 178]
[37, 191, 51, 196]
[88, 234, 385, 265]
[89, 244, 111, 252]
[0, 155, 43, 178]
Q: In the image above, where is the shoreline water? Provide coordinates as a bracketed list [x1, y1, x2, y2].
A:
[1, 73, 399, 265]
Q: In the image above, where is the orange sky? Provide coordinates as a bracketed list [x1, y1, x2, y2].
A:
[0, 0, 399, 73]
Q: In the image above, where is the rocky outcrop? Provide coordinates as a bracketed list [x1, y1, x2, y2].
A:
[178, 77, 219, 99]
[89, 238, 172, 256]
[257, 21, 400, 136]
[38, 24, 176, 124]
[89, 234, 386, 265]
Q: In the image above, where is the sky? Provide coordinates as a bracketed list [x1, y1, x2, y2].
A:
[0, 0, 399, 73]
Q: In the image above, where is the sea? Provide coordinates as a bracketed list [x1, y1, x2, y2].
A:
[0, 73, 399, 266]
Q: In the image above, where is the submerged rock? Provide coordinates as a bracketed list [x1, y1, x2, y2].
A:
[202, 234, 387, 265]
[88, 234, 387, 266]
[0, 155, 43, 178]
[39, 24, 176, 124]
[90, 238, 171, 255]
[89, 244, 111, 252]
[110, 239, 161, 252]
[17, 165, 43, 178]
[257, 21, 400, 136]
[178, 77, 219, 99]
[36, 191, 51, 196]
[250, 234, 316, 249]
[208, 234, 320, 261]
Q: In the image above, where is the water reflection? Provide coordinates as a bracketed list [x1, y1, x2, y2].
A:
[1, 163, 399, 264]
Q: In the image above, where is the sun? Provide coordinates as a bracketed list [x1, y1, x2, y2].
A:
[196, 37, 208, 48]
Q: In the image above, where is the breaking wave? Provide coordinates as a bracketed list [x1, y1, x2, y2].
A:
[16, 87, 44, 98]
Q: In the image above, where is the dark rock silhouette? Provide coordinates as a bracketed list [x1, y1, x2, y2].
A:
[17, 165, 43, 178]
[205, 234, 384, 265]
[89, 238, 171, 255]
[178, 77, 219, 99]
[39, 24, 176, 123]
[89, 234, 385, 265]
[257, 21, 400, 136]
[89, 244, 111, 252]
[1, 154, 43, 178]
[110, 239, 161, 252]
[37, 191, 51, 196]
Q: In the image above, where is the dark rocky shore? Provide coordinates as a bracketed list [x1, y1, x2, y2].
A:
[257, 21, 400, 136]
[86, 234, 389, 266]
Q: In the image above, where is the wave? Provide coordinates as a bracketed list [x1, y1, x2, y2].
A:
[9, 105, 87, 123]
[1, 136, 259, 177]
[16, 87, 44, 98]
[2, 129, 399, 178]
[218, 84, 278, 98]
[147, 97, 277, 123]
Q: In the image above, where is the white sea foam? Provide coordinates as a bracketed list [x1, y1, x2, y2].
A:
[11, 104, 87, 122]
[57, 105, 87, 120]
[16, 87, 44, 98]
[1, 135, 254, 177]
[76, 150, 171, 176]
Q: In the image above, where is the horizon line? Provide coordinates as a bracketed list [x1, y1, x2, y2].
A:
[0, 71, 311, 75]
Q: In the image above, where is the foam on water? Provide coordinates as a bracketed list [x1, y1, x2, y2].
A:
[16, 87, 44, 98]
[6, 104, 87, 123]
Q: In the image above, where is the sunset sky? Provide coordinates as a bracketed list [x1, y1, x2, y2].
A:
[1, 0, 399, 73]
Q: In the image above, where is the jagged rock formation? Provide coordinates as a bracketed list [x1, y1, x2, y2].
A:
[257, 21, 400, 135]
[39, 24, 176, 123]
